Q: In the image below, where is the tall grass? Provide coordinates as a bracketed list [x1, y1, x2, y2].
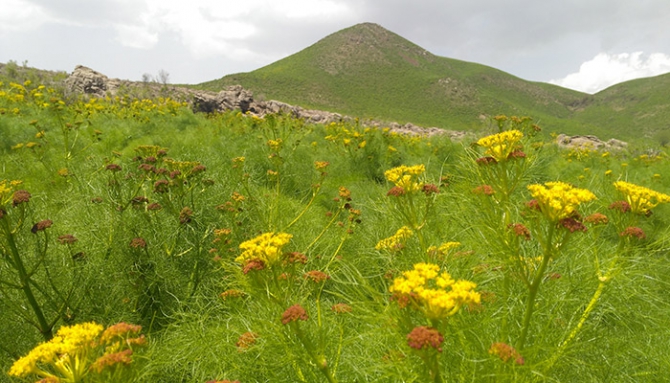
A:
[1, 80, 670, 382]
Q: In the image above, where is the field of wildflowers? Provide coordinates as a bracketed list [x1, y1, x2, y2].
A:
[1, 79, 670, 382]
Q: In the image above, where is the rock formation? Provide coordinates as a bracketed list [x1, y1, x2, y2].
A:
[62, 65, 469, 139]
[555, 134, 628, 151]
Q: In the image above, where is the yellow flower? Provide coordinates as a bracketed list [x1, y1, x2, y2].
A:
[9, 322, 103, 378]
[267, 139, 283, 151]
[390, 263, 480, 320]
[476, 130, 523, 162]
[384, 165, 425, 193]
[235, 232, 293, 265]
[9, 322, 144, 380]
[375, 226, 413, 251]
[527, 181, 596, 221]
[613, 181, 670, 214]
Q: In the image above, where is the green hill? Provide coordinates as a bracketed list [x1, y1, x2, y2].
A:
[197, 23, 588, 134]
[198, 23, 669, 143]
[571, 73, 670, 142]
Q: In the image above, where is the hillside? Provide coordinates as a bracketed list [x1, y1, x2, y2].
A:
[198, 23, 590, 135]
[571, 72, 670, 141]
[198, 23, 670, 143]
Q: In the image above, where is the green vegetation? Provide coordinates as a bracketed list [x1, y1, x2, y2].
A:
[197, 23, 669, 144]
[2, 78, 670, 382]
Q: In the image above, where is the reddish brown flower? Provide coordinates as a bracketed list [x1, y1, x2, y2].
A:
[236, 331, 258, 351]
[147, 202, 162, 211]
[407, 326, 444, 352]
[137, 163, 155, 173]
[90, 349, 133, 373]
[106, 164, 122, 172]
[422, 184, 439, 195]
[242, 259, 266, 274]
[169, 170, 182, 179]
[12, 190, 31, 207]
[303, 270, 330, 283]
[153, 179, 169, 193]
[526, 199, 540, 211]
[330, 303, 352, 314]
[57, 234, 78, 245]
[129, 237, 147, 249]
[283, 251, 308, 265]
[476, 156, 498, 165]
[220, 289, 245, 300]
[609, 200, 631, 213]
[179, 207, 193, 224]
[31, 219, 53, 234]
[387, 186, 406, 197]
[508, 223, 531, 240]
[338, 186, 352, 201]
[281, 304, 309, 325]
[99, 322, 143, 344]
[489, 342, 524, 365]
[508, 150, 527, 159]
[473, 185, 495, 196]
[559, 217, 587, 233]
[584, 213, 608, 225]
[620, 227, 646, 240]
[190, 165, 207, 175]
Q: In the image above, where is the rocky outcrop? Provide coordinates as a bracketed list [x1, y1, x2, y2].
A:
[61, 65, 471, 139]
[63, 65, 113, 97]
[556, 134, 628, 151]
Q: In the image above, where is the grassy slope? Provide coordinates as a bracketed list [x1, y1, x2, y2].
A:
[198, 23, 588, 134]
[198, 23, 669, 143]
[572, 72, 670, 141]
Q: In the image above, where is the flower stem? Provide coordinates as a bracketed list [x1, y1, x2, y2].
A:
[517, 225, 554, 350]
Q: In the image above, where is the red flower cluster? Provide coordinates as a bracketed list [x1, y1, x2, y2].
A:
[406, 326, 444, 352]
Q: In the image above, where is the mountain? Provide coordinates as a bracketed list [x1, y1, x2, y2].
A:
[198, 23, 591, 135]
[197, 23, 669, 143]
[571, 73, 670, 141]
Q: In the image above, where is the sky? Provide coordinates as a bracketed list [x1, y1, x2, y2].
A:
[1, 0, 670, 94]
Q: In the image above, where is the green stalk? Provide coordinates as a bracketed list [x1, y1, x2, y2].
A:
[1, 218, 53, 340]
[517, 225, 554, 350]
[292, 324, 338, 383]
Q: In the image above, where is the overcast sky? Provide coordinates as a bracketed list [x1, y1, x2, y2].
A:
[2, 0, 670, 94]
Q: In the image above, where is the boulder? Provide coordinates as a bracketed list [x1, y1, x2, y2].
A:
[556, 134, 628, 151]
[63, 65, 111, 97]
[62, 65, 469, 140]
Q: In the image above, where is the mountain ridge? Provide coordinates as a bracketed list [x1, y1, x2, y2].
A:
[197, 22, 668, 142]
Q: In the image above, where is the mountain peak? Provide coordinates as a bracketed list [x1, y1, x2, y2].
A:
[306, 22, 433, 75]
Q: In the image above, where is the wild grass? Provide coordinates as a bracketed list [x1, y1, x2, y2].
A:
[1, 80, 670, 382]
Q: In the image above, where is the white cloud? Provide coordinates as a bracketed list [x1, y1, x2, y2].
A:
[114, 24, 159, 49]
[0, 0, 52, 34]
[109, 0, 352, 59]
[550, 52, 670, 93]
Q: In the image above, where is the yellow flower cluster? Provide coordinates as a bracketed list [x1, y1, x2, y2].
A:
[10, 322, 145, 381]
[477, 130, 523, 162]
[426, 242, 461, 256]
[390, 263, 480, 320]
[527, 181, 596, 221]
[384, 164, 425, 193]
[613, 181, 670, 214]
[375, 226, 413, 251]
[0, 180, 22, 206]
[9, 322, 103, 378]
[235, 232, 293, 265]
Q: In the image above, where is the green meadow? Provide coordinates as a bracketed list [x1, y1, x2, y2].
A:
[2, 78, 670, 383]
